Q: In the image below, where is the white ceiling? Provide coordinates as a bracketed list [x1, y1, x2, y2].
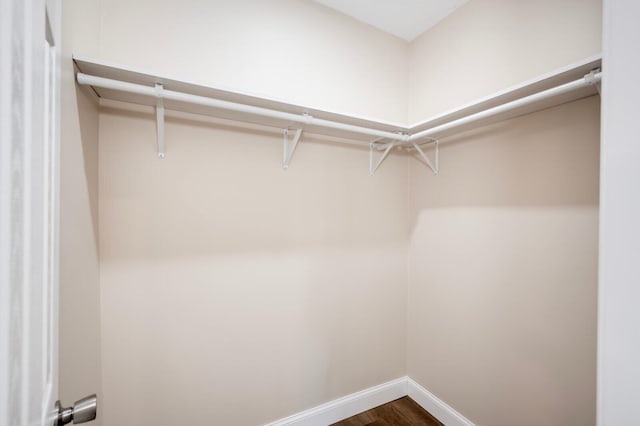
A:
[312, 0, 469, 41]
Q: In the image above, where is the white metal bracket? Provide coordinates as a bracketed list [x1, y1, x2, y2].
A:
[283, 127, 303, 170]
[369, 138, 397, 176]
[155, 83, 165, 158]
[585, 68, 601, 95]
[411, 138, 439, 175]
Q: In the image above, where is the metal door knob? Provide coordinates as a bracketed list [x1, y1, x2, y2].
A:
[55, 394, 97, 425]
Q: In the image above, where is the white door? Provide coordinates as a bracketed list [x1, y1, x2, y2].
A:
[1, 0, 61, 425]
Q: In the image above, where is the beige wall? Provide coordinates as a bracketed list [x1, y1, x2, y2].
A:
[59, 0, 102, 422]
[96, 1, 409, 425]
[408, 0, 602, 121]
[99, 0, 409, 123]
[98, 108, 408, 426]
[407, 98, 599, 425]
[406, 2, 601, 424]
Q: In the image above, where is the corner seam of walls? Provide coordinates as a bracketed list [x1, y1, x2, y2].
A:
[404, 151, 412, 376]
[96, 0, 105, 415]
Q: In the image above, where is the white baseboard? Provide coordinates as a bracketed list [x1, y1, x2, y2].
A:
[264, 377, 408, 426]
[263, 376, 474, 426]
[408, 378, 475, 426]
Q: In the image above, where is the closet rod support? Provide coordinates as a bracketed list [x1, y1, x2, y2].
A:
[411, 138, 439, 175]
[369, 140, 396, 176]
[155, 83, 165, 158]
[369, 137, 385, 174]
[283, 127, 303, 170]
[586, 68, 602, 94]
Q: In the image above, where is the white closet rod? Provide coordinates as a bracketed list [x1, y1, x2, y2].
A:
[76, 73, 409, 143]
[409, 70, 602, 142]
[77, 70, 601, 146]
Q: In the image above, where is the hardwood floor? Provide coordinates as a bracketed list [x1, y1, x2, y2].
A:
[330, 396, 443, 426]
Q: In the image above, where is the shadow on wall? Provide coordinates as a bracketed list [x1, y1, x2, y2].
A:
[408, 95, 600, 227]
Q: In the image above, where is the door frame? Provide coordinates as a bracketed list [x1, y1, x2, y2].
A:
[0, 0, 62, 425]
[597, 0, 640, 424]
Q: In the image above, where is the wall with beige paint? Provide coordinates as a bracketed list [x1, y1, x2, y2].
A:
[96, 1, 409, 425]
[99, 0, 409, 123]
[407, 98, 599, 426]
[59, 0, 102, 422]
[407, 0, 601, 425]
[406, 2, 601, 424]
[98, 108, 408, 425]
[408, 0, 602, 121]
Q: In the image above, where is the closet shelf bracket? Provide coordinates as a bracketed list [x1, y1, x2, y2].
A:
[155, 83, 166, 159]
[369, 135, 403, 176]
[585, 68, 602, 94]
[283, 126, 304, 170]
[411, 138, 439, 175]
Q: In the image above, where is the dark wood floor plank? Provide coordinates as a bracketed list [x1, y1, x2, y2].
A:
[392, 397, 442, 425]
[330, 396, 443, 426]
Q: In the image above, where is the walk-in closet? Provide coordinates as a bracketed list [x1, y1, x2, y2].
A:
[10, 0, 631, 425]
